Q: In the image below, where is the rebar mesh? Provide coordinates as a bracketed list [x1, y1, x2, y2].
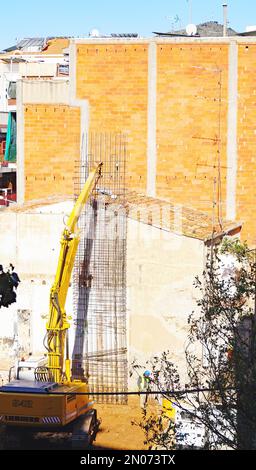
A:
[72, 133, 127, 404]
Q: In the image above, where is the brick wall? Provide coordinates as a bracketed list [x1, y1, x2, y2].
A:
[76, 44, 148, 192]
[24, 104, 80, 200]
[21, 39, 256, 246]
[156, 44, 228, 218]
[237, 44, 256, 245]
[76, 41, 229, 219]
[74, 40, 255, 245]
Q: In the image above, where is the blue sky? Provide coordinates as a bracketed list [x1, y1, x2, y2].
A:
[0, 0, 256, 50]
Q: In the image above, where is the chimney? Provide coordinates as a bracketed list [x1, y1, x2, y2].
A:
[223, 3, 228, 37]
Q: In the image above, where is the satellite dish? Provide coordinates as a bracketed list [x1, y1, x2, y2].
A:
[89, 29, 100, 38]
[186, 23, 197, 36]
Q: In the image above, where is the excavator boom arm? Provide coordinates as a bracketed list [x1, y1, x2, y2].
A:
[46, 162, 102, 382]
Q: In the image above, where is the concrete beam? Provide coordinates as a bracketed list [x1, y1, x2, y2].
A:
[226, 40, 238, 220]
[21, 79, 69, 104]
[69, 42, 89, 180]
[147, 42, 157, 197]
[69, 42, 77, 105]
[72, 36, 256, 45]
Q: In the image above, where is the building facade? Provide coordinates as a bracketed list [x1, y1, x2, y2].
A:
[14, 36, 256, 245]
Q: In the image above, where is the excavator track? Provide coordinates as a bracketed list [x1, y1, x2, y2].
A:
[71, 409, 99, 449]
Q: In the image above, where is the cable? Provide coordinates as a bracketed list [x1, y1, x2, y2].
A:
[0, 386, 236, 396]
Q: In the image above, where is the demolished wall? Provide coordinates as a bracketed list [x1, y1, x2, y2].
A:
[0, 202, 74, 372]
[0, 200, 206, 392]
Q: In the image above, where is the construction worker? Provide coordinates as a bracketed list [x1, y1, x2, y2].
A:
[138, 370, 152, 409]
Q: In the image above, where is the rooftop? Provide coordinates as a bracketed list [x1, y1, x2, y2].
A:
[4, 195, 73, 213]
[122, 191, 241, 242]
[5, 193, 242, 243]
[41, 38, 70, 54]
[1, 37, 70, 57]
[154, 21, 237, 38]
[4, 37, 46, 53]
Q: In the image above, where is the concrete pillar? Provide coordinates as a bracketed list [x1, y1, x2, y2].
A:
[68, 41, 77, 105]
[147, 41, 157, 197]
[69, 40, 89, 176]
[226, 40, 238, 220]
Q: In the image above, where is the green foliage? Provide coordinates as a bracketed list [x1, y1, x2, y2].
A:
[220, 237, 252, 262]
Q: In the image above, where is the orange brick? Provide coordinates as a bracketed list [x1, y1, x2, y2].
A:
[24, 104, 80, 201]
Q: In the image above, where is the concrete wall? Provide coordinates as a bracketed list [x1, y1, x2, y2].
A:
[127, 219, 204, 387]
[19, 62, 57, 77]
[0, 202, 74, 369]
[21, 79, 69, 104]
[0, 203, 205, 387]
[0, 62, 9, 113]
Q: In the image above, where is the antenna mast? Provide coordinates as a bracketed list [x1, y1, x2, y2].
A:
[187, 0, 193, 24]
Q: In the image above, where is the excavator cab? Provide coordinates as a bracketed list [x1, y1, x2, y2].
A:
[0, 374, 98, 449]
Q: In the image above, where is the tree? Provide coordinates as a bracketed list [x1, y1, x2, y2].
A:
[132, 238, 256, 450]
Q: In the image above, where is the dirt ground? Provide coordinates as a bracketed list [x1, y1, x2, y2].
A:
[0, 393, 150, 450]
[93, 397, 147, 450]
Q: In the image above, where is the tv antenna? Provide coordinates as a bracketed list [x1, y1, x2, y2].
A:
[165, 14, 181, 32]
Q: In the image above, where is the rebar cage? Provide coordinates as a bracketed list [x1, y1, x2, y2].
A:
[73, 133, 128, 404]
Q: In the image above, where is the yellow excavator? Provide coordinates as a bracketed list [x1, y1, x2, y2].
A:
[0, 162, 103, 449]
